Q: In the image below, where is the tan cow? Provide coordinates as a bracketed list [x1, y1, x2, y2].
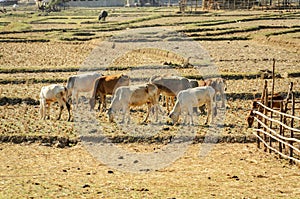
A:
[89, 74, 130, 111]
[107, 83, 159, 124]
[66, 72, 101, 109]
[199, 78, 226, 108]
[150, 75, 192, 113]
[39, 84, 71, 121]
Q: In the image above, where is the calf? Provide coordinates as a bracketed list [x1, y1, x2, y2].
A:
[89, 74, 130, 111]
[107, 83, 159, 123]
[39, 84, 71, 121]
[66, 72, 101, 108]
[169, 86, 217, 125]
[246, 94, 285, 128]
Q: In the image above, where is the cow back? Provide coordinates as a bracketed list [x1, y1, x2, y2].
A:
[151, 75, 190, 95]
[96, 74, 130, 95]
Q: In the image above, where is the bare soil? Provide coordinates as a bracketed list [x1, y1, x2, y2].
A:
[1, 143, 300, 198]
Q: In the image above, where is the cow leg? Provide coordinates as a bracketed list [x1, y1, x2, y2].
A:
[97, 96, 101, 111]
[121, 106, 127, 123]
[72, 91, 78, 109]
[193, 107, 199, 115]
[171, 96, 175, 107]
[40, 99, 45, 120]
[183, 113, 187, 124]
[71, 91, 77, 109]
[142, 103, 151, 123]
[188, 106, 194, 125]
[57, 106, 63, 120]
[75, 92, 79, 109]
[46, 102, 51, 120]
[221, 91, 226, 108]
[205, 102, 211, 125]
[57, 98, 64, 120]
[166, 97, 170, 114]
[155, 104, 159, 122]
[66, 102, 71, 121]
[126, 107, 131, 124]
[101, 94, 106, 112]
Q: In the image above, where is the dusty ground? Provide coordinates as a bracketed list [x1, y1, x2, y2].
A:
[1, 143, 300, 198]
[0, 7, 299, 198]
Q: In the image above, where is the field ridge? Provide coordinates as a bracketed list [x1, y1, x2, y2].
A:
[0, 134, 257, 147]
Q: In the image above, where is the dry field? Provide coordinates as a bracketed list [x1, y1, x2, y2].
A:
[0, 6, 300, 198]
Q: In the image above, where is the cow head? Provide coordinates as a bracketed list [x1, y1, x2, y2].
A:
[107, 107, 114, 123]
[246, 110, 255, 128]
[169, 111, 179, 125]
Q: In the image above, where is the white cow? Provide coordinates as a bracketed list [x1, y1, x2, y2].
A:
[169, 86, 216, 125]
[66, 72, 101, 108]
[107, 83, 159, 124]
[39, 84, 71, 121]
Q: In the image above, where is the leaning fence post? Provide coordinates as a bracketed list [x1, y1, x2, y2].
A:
[256, 107, 261, 148]
[289, 92, 295, 164]
[257, 80, 267, 149]
[257, 111, 261, 149]
[279, 101, 284, 157]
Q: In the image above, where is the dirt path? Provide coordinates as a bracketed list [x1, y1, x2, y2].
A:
[1, 143, 299, 198]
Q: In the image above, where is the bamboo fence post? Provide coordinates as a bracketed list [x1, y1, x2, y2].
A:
[282, 82, 293, 150]
[257, 80, 267, 148]
[263, 83, 269, 152]
[271, 59, 275, 110]
[289, 92, 295, 164]
[257, 110, 262, 148]
[279, 101, 284, 157]
[269, 59, 276, 153]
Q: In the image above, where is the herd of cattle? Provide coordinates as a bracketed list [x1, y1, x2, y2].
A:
[39, 72, 227, 125]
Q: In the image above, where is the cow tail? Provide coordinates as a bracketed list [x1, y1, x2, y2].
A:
[66, 76, 74, 89]
[89, 78, 100, 110]
[147, 84, 157, 102]
[91, 78, 100, 100]
[63, 87, 68, 102]
[118, 89, 123, 101]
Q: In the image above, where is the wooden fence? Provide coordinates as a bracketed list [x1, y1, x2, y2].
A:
[179, 0, 300, 11]
[252, 81, 300, 164]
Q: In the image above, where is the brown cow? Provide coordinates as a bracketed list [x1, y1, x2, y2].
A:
[246, 94, 285, 128]
[89, 74, 130, 111]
